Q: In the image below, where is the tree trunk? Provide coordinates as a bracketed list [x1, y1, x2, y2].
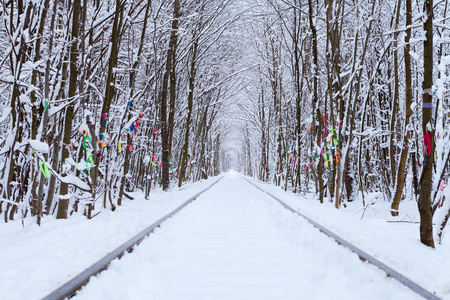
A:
[160, 0, 180, 190]
[418, 0, 435, 248]
[57, 0, 81, 219]
[178, 39, 198, 187]
[389, 0, 402, 193]
[391, 0, 412, 216]
[118, 0, 150, 205]
[308, 0, 324, 202]
[168, 33, 178, 161]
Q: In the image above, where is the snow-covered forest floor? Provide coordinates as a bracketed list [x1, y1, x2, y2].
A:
[248, 176, 450, 299]
[1, 172, 449, 299]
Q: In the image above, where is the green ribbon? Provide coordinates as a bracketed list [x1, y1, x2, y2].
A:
[43, 100, 49, 113]
[84, 149, 93, 172]
[39, 161, 51, 178]
[83, 135, 92, 149]
[86, 149, 93, 164]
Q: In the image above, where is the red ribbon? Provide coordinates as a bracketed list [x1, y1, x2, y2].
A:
[423, 132, 431, 155]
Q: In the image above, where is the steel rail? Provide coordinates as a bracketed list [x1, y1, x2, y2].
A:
[242, 176, 441, 300]
[41, 176, 223, 300]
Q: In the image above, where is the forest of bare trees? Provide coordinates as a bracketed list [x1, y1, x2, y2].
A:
[233, 0, 450, 248]
[1, 0, 449, 248]
[0, 0, 235, 221]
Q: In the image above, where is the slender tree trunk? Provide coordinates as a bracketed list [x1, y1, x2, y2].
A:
[168, 33, 178, 161]
[160, 0, 180, 190]
[389, 0, 402, 193]
[46, 43, 69, 216]
[308, 0, 324, 202]
[118, 0, 151, 205]
[391, 0, 412, 216]
[178, 39, 198, 187]
[41, 0, 58, 217]
[28, 0, 50, 224]
[57, 0, 81, 219]
[101, 0, 122, 131]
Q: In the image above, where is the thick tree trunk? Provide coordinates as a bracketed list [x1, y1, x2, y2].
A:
[418, 0, 435, 248]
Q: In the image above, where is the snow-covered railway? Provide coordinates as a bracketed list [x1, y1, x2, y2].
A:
[41, 177, 224, 300]
[42, 175, 437, 300]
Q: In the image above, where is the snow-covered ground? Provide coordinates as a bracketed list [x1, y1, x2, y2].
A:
[0, 177, 222, 300]
[247, 175, 450, 299]
[75, 173, 418, 300]
[0, 172, 447, 299]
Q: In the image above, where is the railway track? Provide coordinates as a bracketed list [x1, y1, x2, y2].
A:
[41, 176, 224, 300]
[42, 175, 440, 300]
[242, 176, 440, 300]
